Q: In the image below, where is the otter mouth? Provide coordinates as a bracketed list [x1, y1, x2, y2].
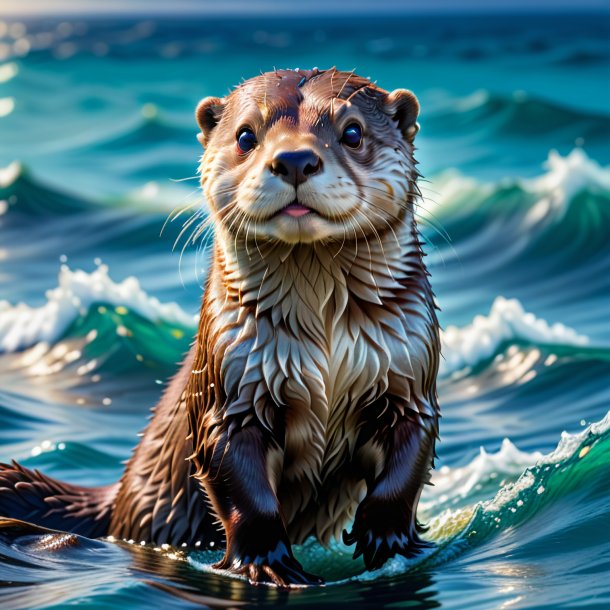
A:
[275, 200, 316, 218]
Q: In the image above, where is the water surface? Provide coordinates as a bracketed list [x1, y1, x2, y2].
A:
[1, 12, 609, 610]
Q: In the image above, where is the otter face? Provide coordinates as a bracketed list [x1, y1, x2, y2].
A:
[196, 69, 420, 245]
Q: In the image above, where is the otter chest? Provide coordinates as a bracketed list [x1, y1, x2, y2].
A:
[216, 245, 416, 483]
[258, 300, 411, 480]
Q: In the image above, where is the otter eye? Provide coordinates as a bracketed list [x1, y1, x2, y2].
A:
[341, 123, 363, 149]
[236, 128, 257, 154]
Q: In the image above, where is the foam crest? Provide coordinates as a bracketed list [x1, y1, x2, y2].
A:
[440, 296, 589, 376]
[0, 265, 592, 379]
[417, 168, 488, 219]
[0, 265, 195, 353]
[424, 148, 610, 226]
[422, 438, 543, 510]
[523, 149, 610, 224]
[0, 161, 21, 188]
[359, 411, 610, 578]
[483, 410, 610, 513]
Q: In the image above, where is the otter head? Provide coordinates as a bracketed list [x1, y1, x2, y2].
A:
[196, 68, 419, 245]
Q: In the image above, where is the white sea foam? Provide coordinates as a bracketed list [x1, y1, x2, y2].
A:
[0, 265, 196, 353]
[418, 168, 489, 218]
[371, 411, 610, 577]
[422, 438, 543, 510]
[483, 410, 610, 512]
[440, 296, 589, 377]
[0, 97, 14, 118]
[0, 62, 18, 83]
[523, 149, 610, 225]
[423, 149, 610, 225]
[0, 160, 21, 187]
[190, 410, 610, 583]
[0, 265, 592, 380]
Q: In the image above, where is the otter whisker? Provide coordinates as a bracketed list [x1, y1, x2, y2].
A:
[359, 199, 401, 252]
[252, 220, 265, 262]
[361, 182, 455, 253]
[345, 82, 372, 103]
[161, 189, 202, 238]
[352, 206, 389, 288]
[413, 207, 455, 250]
[173, 209, 205, 253]
[230, 211, 247, 262]
[169, 175, 200, 183]
[235, 211, 252, 259]
[335, 68, 356, 100]
[255, 261, 272, 307]
[163, 199, 196, 229]
[356, 201, 402, 278]
[332, 212, 349, 260]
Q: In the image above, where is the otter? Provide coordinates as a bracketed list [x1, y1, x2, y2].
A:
[0, 68, 440, 586]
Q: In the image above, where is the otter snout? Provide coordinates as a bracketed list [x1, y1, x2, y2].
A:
[269, 149, 323, 185]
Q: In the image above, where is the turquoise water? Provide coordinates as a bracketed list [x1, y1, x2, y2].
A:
[1, 12, 610, 609]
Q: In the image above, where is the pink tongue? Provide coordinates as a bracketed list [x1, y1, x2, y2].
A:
[283, 203, 311, 218]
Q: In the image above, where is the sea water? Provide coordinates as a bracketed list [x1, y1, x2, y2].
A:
[1, 12, 609, 610]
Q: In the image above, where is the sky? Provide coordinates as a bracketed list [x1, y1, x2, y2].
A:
[1, 0, 609, 16]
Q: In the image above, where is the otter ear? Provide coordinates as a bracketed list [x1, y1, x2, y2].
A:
[195, 96, 225, 147]
[385, 89, 420, 143]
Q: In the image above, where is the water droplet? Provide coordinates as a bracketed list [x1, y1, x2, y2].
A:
[116, 325, 131, 337]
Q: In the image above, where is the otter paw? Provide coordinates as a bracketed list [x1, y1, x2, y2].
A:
[230, 557, 322, 587]
[214, 542, 323, 587]
[342, 499, 433, 571]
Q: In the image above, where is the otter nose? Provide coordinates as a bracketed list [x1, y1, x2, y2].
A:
[269, 149, 322, 185]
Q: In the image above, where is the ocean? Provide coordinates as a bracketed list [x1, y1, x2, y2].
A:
[1, 12, 609, 610]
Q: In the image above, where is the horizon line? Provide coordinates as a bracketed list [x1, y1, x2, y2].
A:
[2, 3, 609, 18]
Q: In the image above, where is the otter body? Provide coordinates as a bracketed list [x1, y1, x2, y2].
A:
[0, 69, 440, 586]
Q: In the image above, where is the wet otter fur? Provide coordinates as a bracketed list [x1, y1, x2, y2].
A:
[0, 68, 440, 586]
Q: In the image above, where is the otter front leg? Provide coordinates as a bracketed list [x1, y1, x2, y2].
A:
[344, 413, 437, 570]
[202, 423, 322, 587]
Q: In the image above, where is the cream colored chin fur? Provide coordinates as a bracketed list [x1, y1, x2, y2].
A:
[200, 210, 438, 544]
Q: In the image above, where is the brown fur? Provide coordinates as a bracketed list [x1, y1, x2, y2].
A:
[0, 68, 440, 587]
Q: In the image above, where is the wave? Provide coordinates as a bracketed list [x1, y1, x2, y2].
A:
[423, 90, 610, 140]
[417, 411, 610, 569]
[0, 159, 191, 221]
[421, 149, 610, 312]
[187, 411, 610, 584]
[439, 296, 590, 377]
[89, 112, 196, 153]
[2, 265, 606, 411]
[0, 162, 97, 217]
[0, 265, 195, 353]
[425, 148, 610, 230]
[524, 147, 610, 224]
[2, 403, 608, 600]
